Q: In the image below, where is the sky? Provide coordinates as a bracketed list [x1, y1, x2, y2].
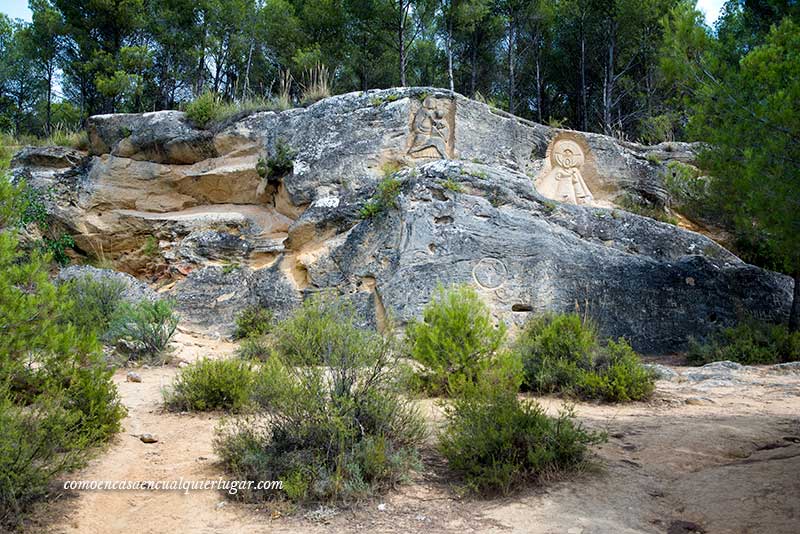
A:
[1, 0, 727, 27]
[1, 0, 32, 22]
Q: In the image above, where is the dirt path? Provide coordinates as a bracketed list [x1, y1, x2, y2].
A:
[32, 331, 800, 534]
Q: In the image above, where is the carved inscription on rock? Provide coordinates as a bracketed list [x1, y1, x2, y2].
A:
[473, 258, 508, 290]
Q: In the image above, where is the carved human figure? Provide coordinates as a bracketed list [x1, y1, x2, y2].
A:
[536, 139, 594, 205]
[408, 96, 450, 159]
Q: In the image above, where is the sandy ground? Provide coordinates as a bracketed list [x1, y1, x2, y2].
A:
[21, 328, 800, 534]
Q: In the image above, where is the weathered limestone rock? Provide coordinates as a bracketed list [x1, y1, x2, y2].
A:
[11, 87, 792, 352]
[57, 265, 159, 303]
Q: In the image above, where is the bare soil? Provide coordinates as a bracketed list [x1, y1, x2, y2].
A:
[24, 328, 800, 534]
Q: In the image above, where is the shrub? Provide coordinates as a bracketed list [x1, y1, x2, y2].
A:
[259, 139, 295, 180]
[514, 313, 596, 393]
[215, 297, 425, 504]
[438, 374, 604, 495]
[686, 321, 800, 365]
[576, 339, 655, 402]
[236, 335, 272, 361]
[0, 389, 90, 525]
[185, 90, 223, 128]
[0, 178, 124, 525]
[107, 299, 179, 362]
[514, 313, 655, 402]
[406, 285, 507, 396]
[63, 275, 126, 337]
[234, 305, 273, 340]
[164, 358, 255, 412]
[272, 293, 375, 366]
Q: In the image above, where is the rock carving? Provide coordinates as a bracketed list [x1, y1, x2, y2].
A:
[408, 97, 453, 159]
[536, 138, 594, 205]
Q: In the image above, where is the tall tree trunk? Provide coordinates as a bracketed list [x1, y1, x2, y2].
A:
[580, 30, 587, 131]
[470, 37, 478, 96]
[508, 26, 516, 114]
[791, 272, 800, 332]
[46, 67, 52, 136]
[535, 54, 543, 123]
[399, 21, 407, 87]
[447, 29, 454, 92]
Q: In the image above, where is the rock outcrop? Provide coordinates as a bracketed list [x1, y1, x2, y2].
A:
[10, 87, 792, 352]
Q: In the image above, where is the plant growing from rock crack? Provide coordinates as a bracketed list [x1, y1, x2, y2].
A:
[359, 176, 404, 219]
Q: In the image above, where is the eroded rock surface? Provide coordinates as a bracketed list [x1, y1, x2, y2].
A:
[10, 87, 792, 352]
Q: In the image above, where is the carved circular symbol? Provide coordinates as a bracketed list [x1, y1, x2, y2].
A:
[473, 258, 508, 289]
[551, 139, 585, 170]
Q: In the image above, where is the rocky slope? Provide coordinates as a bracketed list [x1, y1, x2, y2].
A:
[10, 87, 793, 353]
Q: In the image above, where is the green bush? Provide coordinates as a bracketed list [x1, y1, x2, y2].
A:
[107, 299, 179, 362]
[64, 275, 126, 337]
[215, 297, 425, 504]
[236, 335, 271, 361]
[514, 314, 596, 394]
[406, 285, 507, 396]
[185, 90, 223, 128]
[438, 374, 604, 495]
[686, 321, 800, 365]
[0, 389, 89, 525]
[576, 339, 655, 402]
[513, 313, 655, 402]
[272, 293, 377, 366]
[234, 305, 273, 339]
[164, 358, 255, 412]
[0, 176, 124, 526]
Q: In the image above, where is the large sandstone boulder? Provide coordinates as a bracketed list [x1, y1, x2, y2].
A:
[10, 87, 791, 352]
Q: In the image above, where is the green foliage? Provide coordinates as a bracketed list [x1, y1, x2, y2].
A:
[164, 358, 255, 412]
[215, 296, 425, 504]
[370, 93, 401, 107]
[440, 177, 463, 192]
[261, 139, 295, 180]
[0, 181, 124, 526]
[185, 90, 223, 128]
[63, 275, 127, 337]
[141, 235, 159, 257]
[687, 321, 800, 366]
[514, 313, 596, 394]
[234, 305, 273, 340]
[576, 339, 655, 402]
[359, 176, 404, 219]
[513, 313, 655, 402]
[236, 335, 272, 361]
[41, 233, 75, 265]
[438, 374, 605, 495]
[406, 285, 508, 396]
[106, 299, 179, 362]
[272, 293, 377, 366]
[0, 389, 88, 525]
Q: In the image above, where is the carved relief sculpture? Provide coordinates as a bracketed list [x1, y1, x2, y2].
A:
[408, 96, 454, 159]
[535, 138, 595, 205]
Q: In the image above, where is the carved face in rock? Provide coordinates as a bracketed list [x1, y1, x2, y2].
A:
[552, 140, 584, 170]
